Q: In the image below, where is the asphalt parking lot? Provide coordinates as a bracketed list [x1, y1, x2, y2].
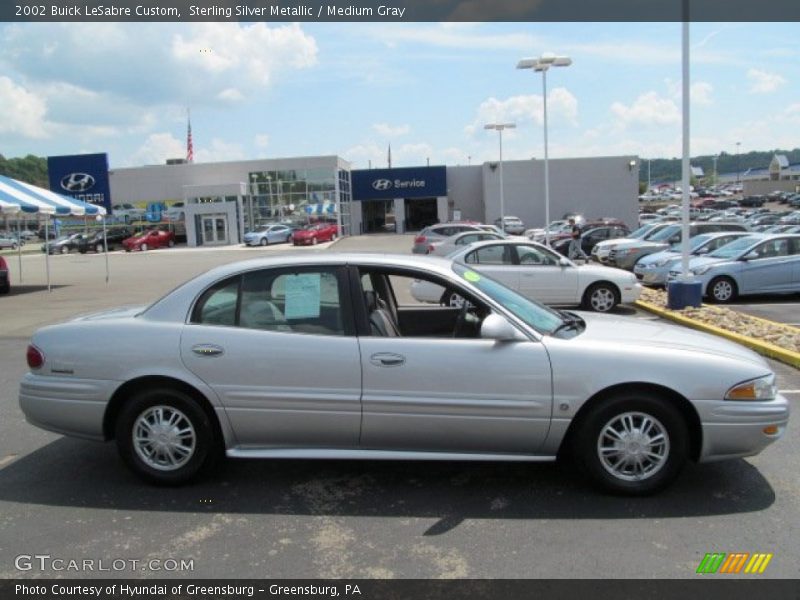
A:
[0, 236, 798, 579]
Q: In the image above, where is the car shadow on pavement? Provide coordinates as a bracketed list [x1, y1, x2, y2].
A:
[0, 438, 775, 534]
[3, 284, 70, 296]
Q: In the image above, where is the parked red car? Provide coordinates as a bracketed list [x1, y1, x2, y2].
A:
[292, 223, 339, 246]
[0, 256, 10, 294]
[122, 229, 175, 252]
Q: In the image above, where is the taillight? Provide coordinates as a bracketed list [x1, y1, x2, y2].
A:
[414, 235, 427, 244]
[27, 345, 44, 369]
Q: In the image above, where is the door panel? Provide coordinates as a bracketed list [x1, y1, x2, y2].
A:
[358, 336, 553, 454]
[181, 326, 362, 448]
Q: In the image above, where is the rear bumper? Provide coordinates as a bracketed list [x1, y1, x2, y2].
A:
[19, 373, 118, 441]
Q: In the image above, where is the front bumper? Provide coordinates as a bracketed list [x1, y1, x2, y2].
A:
[620, 282, 643, 304]
[633, 264, 669, 286]
[697, 394, 790, 462]
[19, 373, 118, 441]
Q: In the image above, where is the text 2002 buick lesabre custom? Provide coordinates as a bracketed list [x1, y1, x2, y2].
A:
[19, 253, 789, 495]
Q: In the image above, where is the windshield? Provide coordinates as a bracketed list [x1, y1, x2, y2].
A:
[707, 235, 761, 259]
[649, 225, 680, 242]
[452, 263, 564, 335]
[629, 224, 655, 238]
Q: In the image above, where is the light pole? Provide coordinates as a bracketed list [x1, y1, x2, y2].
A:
[712, 155, 719, 186]
[484, 123, 516, 231]
[517, 53, 572, 246]
[735, 141, 742, 186]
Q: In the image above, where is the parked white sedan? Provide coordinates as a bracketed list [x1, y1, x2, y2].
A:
[411, 240, 642, 312]
[19, 253, 788, 495]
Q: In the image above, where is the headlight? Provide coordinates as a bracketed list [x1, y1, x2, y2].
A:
[725, 375, 777, 401]
[690, 265, 713, 276]
[616, 248, 631, 256]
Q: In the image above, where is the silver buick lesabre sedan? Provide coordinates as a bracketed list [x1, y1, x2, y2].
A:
[19, 254, 789, 495]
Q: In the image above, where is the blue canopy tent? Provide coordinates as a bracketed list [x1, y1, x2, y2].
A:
[0, 174, 109, 291]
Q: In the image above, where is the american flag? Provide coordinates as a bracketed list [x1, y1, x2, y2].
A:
[186, 112, 194, 163]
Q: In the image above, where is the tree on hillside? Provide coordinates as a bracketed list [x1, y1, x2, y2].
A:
[0, 154, 49, 188]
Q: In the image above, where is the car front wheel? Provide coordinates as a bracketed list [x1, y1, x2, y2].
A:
[140, 243, 148, 251]
[572, 394, 688, 495]
[96, 243, 104, 253]
[60, 245, 69, 254]
[167, 239, 175, 248]
[115, 388, 217, 485]
[260, 237, 268, 246]
[708, 276, 737, 303]
[311, 237, 318, 245]
[582, 282, 619, 312]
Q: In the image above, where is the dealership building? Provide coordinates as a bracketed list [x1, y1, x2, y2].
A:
[102, 153, 640, 246]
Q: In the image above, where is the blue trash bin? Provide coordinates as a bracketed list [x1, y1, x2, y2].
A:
[667, 280, 702, 310]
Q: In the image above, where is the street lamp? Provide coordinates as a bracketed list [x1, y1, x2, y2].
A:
[484, 123, 516, 231]
[736, 141, 742, 186]
[712, 155, 719, 186]
[517, 53, 572, 246]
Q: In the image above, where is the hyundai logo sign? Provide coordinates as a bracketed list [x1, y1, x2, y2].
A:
[60, 172, 96, 193]
[372, 179, 392, 191]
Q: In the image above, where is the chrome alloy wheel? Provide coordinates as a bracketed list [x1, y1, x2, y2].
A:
[596, 412, 670, 481]
[589, 286, 616, 312]
[133, 406, 196, 471]
[711, 279, 734, 302]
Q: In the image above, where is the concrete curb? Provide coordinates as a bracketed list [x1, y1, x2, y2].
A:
[634, 300, 800, 369]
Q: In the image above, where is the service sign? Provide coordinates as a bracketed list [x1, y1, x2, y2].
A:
[47, 153, 112, 213]
[352, 166, 447, 201]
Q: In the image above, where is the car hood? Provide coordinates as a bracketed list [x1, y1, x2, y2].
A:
[593, 237, 638, 249]
[575, 312, 766, 365]
[636, 249, 679, 266]
[614, 240, 669, 252]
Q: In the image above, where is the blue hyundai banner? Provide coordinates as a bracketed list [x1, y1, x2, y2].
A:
[352, 166, 447, 201]
[47, 153, 112, 214]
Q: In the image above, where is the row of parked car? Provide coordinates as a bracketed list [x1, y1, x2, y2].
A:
[243, 221, 341, 247]
[41, 228, 177, 254]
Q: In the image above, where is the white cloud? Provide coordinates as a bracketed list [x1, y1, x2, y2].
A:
[195, 138, 246, 163]
[130, 133, 185, 166]
[611, 92, 680, 127]
[0, 77, 48, 138]
[217, 88, 244, 102]
[254, 134, 270, 149]
[171, 23, 318, 88]
[466, 89, 578, 136]
[747, 68, 786, 94]
[343, 140, 440, 168]
[691, 82, 714, 106]
[368, 23, 541, 51]
[372, 123, 410, 136]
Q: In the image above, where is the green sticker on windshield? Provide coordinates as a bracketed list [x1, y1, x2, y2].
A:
[464, 270, 481, 282]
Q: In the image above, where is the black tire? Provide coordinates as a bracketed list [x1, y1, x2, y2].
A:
[140, 243, 148, 252]
[707, 276, 737, 304]
[60, 245, 69, 255]
[571, 393, 689, 495]
[260, 237, 268, 246]
[582, 282, 619, 313]
[115, 387, 219, 485]
[0, 283, 9, 294]
[96, 243, 104, 253]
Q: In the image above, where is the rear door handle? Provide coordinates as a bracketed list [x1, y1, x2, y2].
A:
[370, 352, 405, 367]
[192, 344, 225, 357]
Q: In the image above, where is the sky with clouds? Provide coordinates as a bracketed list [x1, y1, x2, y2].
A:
[0, 21, 797, 169]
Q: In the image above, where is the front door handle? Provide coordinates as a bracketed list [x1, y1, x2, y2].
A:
[370, 352, 405, 367]
[192, 344, 225, 357]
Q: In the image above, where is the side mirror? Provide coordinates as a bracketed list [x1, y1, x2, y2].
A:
[481, 313, 525, 342]
[695, 247, 709, 255]
[741, 251, 758, 261]
[559, 257, 571, 267]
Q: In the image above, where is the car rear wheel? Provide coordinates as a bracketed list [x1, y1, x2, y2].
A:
[140, 243, 148, 252]
[260, 237, 268, 246]
[708, 276, 737, 303]
[115, 387, 218, 485]
[571, 393, 688, 495]
[582, 282, 619, 312]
